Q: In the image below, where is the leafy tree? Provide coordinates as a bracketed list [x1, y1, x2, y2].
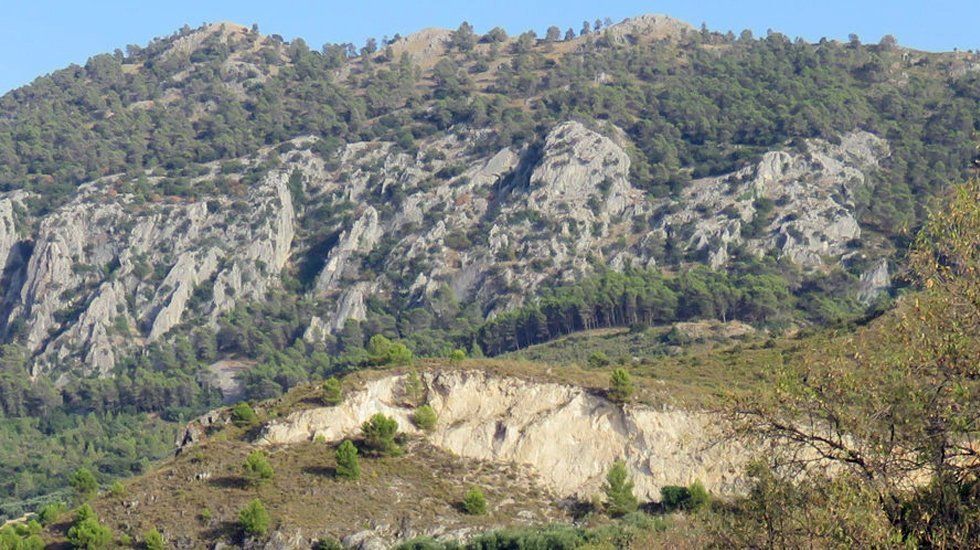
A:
[483, 27, 508, 43]
[608, 368, 634, 403]
[238, 499, 270, 538]
[463, 487, 488, 515]
[726, 178, 980, 546]
[231, 402, 258, 427]
[335, 440, 360, 480]
[412, 405, 438, 432]
[243, 451, 274, 485]
[361, 413, 401, 456]
[322, 377, 342, 406]
[69, 468, 98, 502]
[368, 335, 414, 366]
[545, 26, 562, 42]
[449, 22, 477, 52]
[604, 460, 638, 516]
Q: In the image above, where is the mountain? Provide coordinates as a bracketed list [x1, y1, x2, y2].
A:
[0, 14, 978, 533]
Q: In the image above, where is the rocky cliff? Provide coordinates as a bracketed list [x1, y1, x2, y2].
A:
[0, 117, 894, 375]
[259, 370, 748, 500]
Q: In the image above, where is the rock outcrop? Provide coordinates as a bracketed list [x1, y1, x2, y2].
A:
[1, 157, 295, 375]
[259, 370, 748, 500]
[0, 118, 894, 374]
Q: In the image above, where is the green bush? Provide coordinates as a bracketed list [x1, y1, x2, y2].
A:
[335, 440, 360, 480]
[462, 487, 487, 515]
[587, 351, 610, 369]
[67, 513, 112, 549]
[0, 520, 44, 550]
[238, 499, 270, 538]
[108, 480, 125, 497]
[608, 368, 634, 403]
[69, 468, 98, 502]
[449, 348, 466, 364]
[412, 405, 438, 432]
[143, 528, 165, 550]
[604, 460, 638, 516]
[231, 402, 259, 427]
[322, 378, 343, 406]
[660, 481, 710, 512]
[243, 451, 275, 485]
[361, 413, 401, 456]
[36, 501, 67, 525]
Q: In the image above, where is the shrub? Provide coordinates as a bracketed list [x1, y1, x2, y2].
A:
[463, 487, 487, 515]
[402, 370, 424, 405]
[314, 538, 343, 550]
[412, 405, 438, 432]
[608, 368, 634, 403]
[604, 460, 638, 516]
[231, 402, 258, 427]
[143, 528, 165, 550]
[587, 350, 610, 369]
[69, 468, 98, 502]
[361, 413, 401, 456]
[335, 440, 360, 480]
[238, 499, 270, 538]
[243, 451, 274, 485]
[322, 377, 342, 405]
[688, 480, 710, 511]
[108, 480, 125, 497]
[36, 501, 67, 525]
[449, 348, 466, 364]
[660, 481, 710, 511]
[67, 511, 112, 550]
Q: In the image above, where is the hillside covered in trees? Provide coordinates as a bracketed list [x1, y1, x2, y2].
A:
[0, 13, 977, 524]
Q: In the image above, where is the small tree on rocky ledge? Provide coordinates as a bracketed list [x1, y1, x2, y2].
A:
[231, 402, 258, 427]
[322, 377, 342, 406]
[335, 440, 360, 480]
[412, 404, 438, 432]
[608, 368, 634, 403]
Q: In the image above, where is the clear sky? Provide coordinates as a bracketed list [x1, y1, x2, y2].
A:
[1, 0, 977, 94]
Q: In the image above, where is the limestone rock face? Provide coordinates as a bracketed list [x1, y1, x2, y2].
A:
[857, 258, 891, 304]
[656, 131, 888, 269]
[1, 157, 296, 375]
[0, 120, 894, 375]
[259, 370, 748, 499]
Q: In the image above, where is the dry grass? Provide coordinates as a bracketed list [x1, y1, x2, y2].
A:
[44, 434, 566, 547]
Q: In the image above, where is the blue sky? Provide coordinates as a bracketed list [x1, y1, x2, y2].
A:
[1, 0, 976, 94]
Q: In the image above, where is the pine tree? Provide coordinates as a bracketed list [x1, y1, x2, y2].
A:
[463, 487, 487, 515]
[322, 377, 342, 406]
[361, 413, 401, 456]
[335, 440, 360, 480]
[243, 451, 274, 485]
[608, 368, 634, 403]
[238, 499, 270, 538]
[604, 460, 638, 516]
